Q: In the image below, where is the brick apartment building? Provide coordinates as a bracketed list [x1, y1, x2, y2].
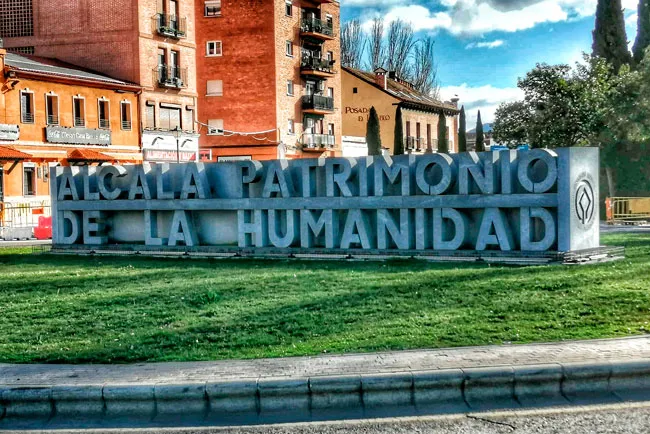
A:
[0, 48, 141, 232]
[195, 0, 342, 161]
[1, 0, 200, 163]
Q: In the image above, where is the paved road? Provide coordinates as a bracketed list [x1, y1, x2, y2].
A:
[13, 402, 650, 434]
[600, 223, 650, 233]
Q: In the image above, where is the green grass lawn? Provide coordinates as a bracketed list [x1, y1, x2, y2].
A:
[1, 233, 649, 364]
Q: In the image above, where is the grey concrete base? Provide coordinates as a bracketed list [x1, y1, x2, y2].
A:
[49, 244, 626, 266]
[1, 360, 650, 430]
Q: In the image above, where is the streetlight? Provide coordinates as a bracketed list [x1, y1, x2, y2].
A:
[172, 126, 192, 164]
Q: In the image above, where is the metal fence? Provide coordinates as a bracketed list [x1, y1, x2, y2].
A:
[0, 203, 51, 228]
[606, 197, 650, 224]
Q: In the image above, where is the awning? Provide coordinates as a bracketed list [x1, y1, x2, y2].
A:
[0, 146, 31, 161]
[67, 149, 115, 164]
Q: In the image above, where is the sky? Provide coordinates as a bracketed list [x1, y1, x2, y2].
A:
[340, 0, 641, 128]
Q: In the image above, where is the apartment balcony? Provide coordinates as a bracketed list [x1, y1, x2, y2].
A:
[121, 120, 132, 131]
[154, 66, 188, 89]
[46, 115, 59, 126]
[99, 119, 110, 129]
[300, 18, 334, 41]
[302, 94, 334, 115]
[302, 133, 336, 150]
[21, 113, 34, 124]
[153, 14, 187, 39]
[406, 136, 423, 151]
[74, 117, 85, 127]
[301, 56, 335, 78]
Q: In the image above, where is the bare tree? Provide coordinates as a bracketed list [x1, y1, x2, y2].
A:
[340, 19, 365, 69]
[411, 36, 440, 97]
[385, 19, 416, 80]
[366, 17, 386, 71]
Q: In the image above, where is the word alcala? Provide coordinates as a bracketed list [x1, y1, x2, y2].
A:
[53, 150, 563, 252]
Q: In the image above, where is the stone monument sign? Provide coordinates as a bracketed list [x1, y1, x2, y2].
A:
[50, 148, 599, 256]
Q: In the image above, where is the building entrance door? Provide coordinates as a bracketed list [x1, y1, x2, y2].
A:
[0, 168, 4, 202]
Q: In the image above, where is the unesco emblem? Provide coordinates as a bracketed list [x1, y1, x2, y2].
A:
[574, 174, 595, 228]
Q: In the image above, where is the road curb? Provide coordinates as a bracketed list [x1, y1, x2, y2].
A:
[1, 359, 649, 429]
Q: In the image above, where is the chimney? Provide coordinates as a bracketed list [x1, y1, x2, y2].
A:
[450, 96, 459, 108]
[373, 67, 388, 90]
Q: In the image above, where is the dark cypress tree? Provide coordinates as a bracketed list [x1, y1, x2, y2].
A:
[592, 0, 632, 72]
[366, 106, 382, 156]
[437, 112, 448, 153]
[475, 111, 485, 152]
[458, 106, 467, 153]
[393, 106, 404, 155]
[633, 0, 650, 64]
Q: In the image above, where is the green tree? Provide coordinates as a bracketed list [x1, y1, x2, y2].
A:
[492, 101, 531, 147]
[393, 106, 404, 155]
[633, 0, 650, 64]
[458, 106, 467, 152]
[475, 111, 484, 152]
[366, 106, 382, 156]
[437, 112, 448, 153]
[592, 0, 632, 72]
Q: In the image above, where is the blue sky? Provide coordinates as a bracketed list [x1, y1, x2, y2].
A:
[341, 0, 641, 127]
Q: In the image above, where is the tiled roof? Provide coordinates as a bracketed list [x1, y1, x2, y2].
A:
[343, 67, 459, 114]
[0, 146, 31, 160]
[4, 53, 137, 86]
[67, 149, 114, 162]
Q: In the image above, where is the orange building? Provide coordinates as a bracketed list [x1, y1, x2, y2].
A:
[195, 0, 342, 160]
[0, 49, 141, 222]
[1, 0, 200, 163]
[342, 67, 460, 156]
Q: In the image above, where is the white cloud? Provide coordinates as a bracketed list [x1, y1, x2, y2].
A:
[440, 84, 524, 129]
[466, 39, 505, 49]
[626, 13, 638, 26]
[360, 0, 607, 36]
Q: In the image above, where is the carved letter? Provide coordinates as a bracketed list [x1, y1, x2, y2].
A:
[58, 211, 81, 245]
[377, 209, 410, 250]
[168, 210, 198, 246]
[238, 160, 263, 198]
[373, 156, 411, 196]
[458, 152, 496, 195]
[98, 165, 127, 200]
[433, 208, 468, 250]
[144, 210, 166, 246]
[520, 207, 557, 251]
[58, 168, 80, 201]
[82, 166, 99, 200]
[268, 210, 298, 248]
[262, 160, 294, 198]
[83, 211, 108, 245]
[238, 210, 268, 247]
[517, 149, 558, 193]
[415, 154, 455, 195]
[340, 209, 372, 249]
[476, 208, 514, 251]
[300, 209, 338, 248]
[325, 158, 355, 197]
[180, 163, 210, 199]
[156, 163, 175, 200]
[128, 164, 152, 200]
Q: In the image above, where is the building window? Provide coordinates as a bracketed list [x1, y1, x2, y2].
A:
[145, 103, 156, 129]
[206, 40, 222, 57]
[287, 119, 294, 135]
[328, 123, 334, 136]
[327, 87, 334, 99]
[23, 166, 36, 196]
[287, 80, 294, 96]
[326, 14, 333, 29]
[286, 41, 293, 57]
[416, 122, 421, 147]
[204, 0, 221, 16]
[45, 93, 59, 125]
[121, 101, 132, 130]
[406, 121, 411, 137]
[285, 0, 292, 16]
[160, 105, 182, 130]
[427, 123, 431, 148]
[208, 119, 224, 135]
[207, 80, 223, 96]
[73, 96, 86, 127]
[0, 0, 34, 38]
[98, 99, 110, 129]
[20, 91, 35, 124]
[327, 51, 333, 62]
[353, 87, 358, 94]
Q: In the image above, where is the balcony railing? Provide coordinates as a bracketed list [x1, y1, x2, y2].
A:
[301, 54, 335, 74]
[300, 18, 334, 38]
[154, 66, 188, 88]
[74, 117, 85, 127]
[47, 115, 59, 125]
[121, 120, 132, 131]
[302, 133, 335, 149]
[302, 94, 334, 112]
[99, 119, 110, 129]
[21, 113, 34, 124]
[153, 14, 187, 38]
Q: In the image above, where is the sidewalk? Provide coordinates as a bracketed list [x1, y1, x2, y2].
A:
[2, 336, 650, 385]
[1, 336, 650, 430]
